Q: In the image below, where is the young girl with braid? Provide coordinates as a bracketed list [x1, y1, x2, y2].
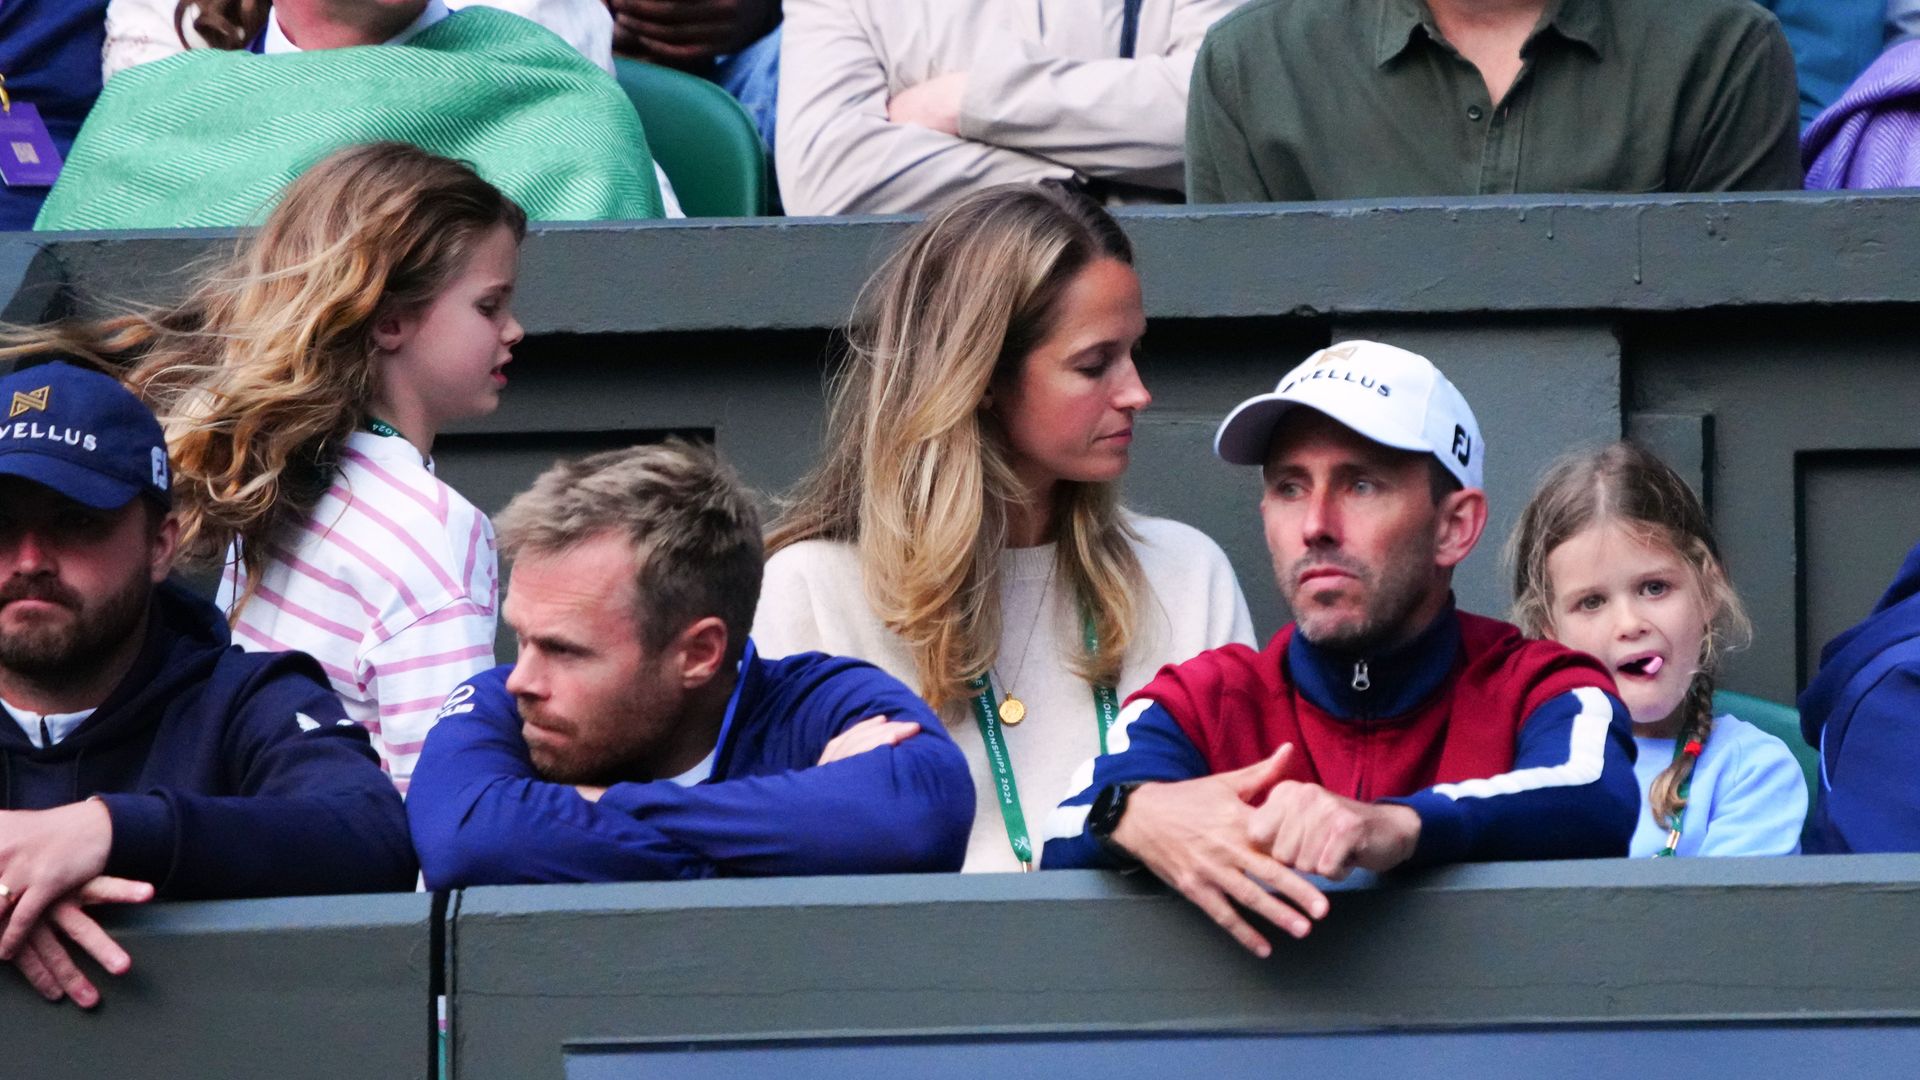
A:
[4, 142, 524, 794]
[1509, 441, 1804, 857]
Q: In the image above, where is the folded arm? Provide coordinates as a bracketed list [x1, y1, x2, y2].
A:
[407, 683, 708, 887]
[596, 730, 971, 875]
[409, 665, 973, 886]
[1042, 699, 1326, 956]
[99, 654, 416, 899]
[958, 0, 1241, 187]
[1382, 686, 1640, 866]
[776, 0, 1069, 214]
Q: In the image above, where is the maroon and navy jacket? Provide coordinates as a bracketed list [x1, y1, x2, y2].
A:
[1042, 605, 1639, 869]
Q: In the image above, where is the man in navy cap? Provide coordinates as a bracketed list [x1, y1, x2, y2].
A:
[0, 362, 415, 1009]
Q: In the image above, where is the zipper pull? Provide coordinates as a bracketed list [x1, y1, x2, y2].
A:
[1351, 660, 1371, 692]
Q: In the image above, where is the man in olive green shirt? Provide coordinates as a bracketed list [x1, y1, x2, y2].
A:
[1186, 0, 1803, 202]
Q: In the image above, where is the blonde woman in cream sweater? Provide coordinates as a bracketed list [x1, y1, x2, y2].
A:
[753, 182, 1253, 873]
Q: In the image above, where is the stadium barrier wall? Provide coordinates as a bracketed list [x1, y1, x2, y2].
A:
[0, 891, 435, 1078]
[7, 859, 1920, 1079]
[446, 858, 1920, 1080]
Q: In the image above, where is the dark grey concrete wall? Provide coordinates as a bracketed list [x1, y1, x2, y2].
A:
[8, 860, 1918, 1080]
[10, 192, 1920, 694]
[450, 858, 1920, 1080]
[0, 892, 434, 1079]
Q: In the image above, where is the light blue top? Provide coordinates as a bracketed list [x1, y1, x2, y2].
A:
[1630, 714, 1806, 857]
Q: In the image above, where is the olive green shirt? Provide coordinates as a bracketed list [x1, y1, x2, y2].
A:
[1186, 0, 1803, 202]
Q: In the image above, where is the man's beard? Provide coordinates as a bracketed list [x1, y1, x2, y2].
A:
[521, 701, 591, 784]
[519, 698, 636, 787]
[1288, 542, 1436, 656]
[0, 571, 150, 688]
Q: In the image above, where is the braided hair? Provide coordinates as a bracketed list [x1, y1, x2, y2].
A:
[1507, 441, 1752, 831]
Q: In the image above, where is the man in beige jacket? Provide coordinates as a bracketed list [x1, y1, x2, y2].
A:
[776, 0, 1247, 216]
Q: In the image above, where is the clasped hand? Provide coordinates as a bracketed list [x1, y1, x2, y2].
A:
[1113, 745, 1421, 958]
[0, 801, 152, 1008]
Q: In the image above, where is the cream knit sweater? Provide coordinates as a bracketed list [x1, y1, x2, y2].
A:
[752, 514, 1256, 872]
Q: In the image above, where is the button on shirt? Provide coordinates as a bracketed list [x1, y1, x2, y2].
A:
[1186, 0, 1804, 202]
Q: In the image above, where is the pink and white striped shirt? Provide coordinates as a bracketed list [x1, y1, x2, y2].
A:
[218, 431, 499, 792]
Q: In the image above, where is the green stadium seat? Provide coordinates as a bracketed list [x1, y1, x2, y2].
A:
[612, 58, 770, 219]
[1713, 689, 1819, 811]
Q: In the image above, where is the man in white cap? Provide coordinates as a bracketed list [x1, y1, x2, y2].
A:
[1042, 341, 1637, 956]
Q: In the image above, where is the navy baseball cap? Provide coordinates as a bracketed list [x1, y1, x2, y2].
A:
[0, 362, 171, 510]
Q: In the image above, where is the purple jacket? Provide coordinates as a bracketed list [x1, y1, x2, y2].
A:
[1804, 40, 1920, 189]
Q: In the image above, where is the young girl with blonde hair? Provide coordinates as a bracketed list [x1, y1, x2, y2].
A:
[5, 141, 525, 792]
[1509, 441, 1804, 856]
[753, 181, 1255, 872]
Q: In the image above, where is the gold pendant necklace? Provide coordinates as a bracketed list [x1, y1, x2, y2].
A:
[993, 561, 1055, 727]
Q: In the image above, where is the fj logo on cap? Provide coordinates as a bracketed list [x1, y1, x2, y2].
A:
[9, 386, 49, 419]
[1452, 425, 1472, 467]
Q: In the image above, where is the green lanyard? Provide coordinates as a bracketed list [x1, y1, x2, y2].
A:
[366, 416, 402, 438]
[966, 610, 1120, 870]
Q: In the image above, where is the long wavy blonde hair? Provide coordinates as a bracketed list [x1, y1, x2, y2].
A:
[1508, 441, 1753, 831]
[767, 182, 1145, 706]
[0, 142, 526, 616]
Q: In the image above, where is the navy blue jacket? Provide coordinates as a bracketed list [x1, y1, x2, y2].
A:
[0, 581, 417, 897]
[407, 645, 975, 886]
[1801, 539, 1920, 853]
[0, 0, 108, 230]
[1044, 609, 1637, 870]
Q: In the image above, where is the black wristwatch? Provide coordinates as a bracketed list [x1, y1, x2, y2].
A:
[1088, 781, 1144, 864]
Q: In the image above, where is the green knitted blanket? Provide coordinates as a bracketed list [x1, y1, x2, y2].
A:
[36, 8, 663, 230]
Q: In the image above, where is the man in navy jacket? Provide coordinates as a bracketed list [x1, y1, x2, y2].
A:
[1800, 538, 1920, 852]
[0, 362, 414, 1009]
[407, 442, 973, 886]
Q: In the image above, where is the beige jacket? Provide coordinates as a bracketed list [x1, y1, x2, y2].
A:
[777, 0, 1248, 216]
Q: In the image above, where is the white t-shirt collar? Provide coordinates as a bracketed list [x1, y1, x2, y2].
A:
[1, 697, 98, 750]
[663, 640, 756, 787]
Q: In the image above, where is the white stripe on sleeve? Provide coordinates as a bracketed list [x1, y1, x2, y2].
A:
[1428, 686, 1613, 801]
[1040, 803, 1092, 844]
[1038, 698, 1157, 843]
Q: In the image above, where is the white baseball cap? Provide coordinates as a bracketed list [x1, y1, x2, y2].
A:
[1213, 340, 1484, 490]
